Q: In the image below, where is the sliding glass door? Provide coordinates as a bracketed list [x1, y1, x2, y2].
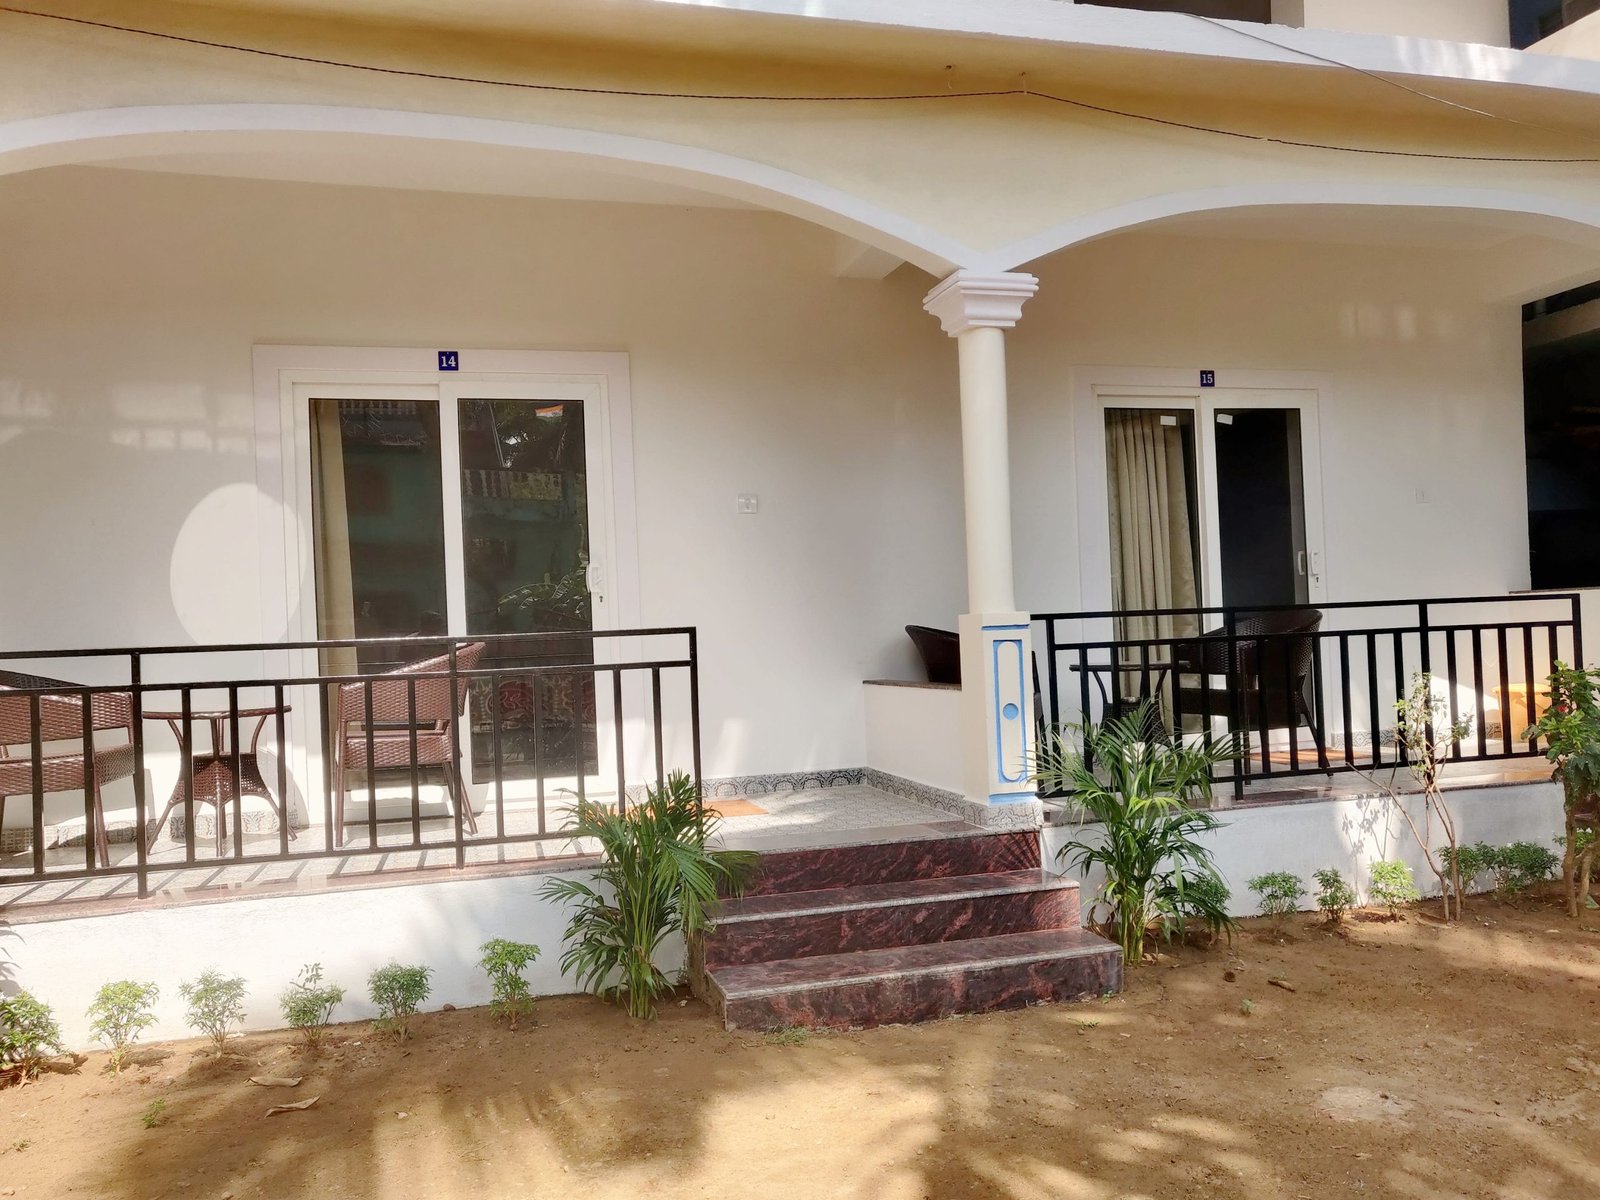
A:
[303, 381, 612, 800]
[1104, 389, 1324, 615]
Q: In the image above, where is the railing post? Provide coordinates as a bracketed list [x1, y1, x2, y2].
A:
[131, 651, 149, 899]
[1418, 600, 1431, 679]
[688, 627, 703, 804]
[449, 641, 465, 871]
[1225, 610, 1244, 804]
[1574, 593, 1585, 667]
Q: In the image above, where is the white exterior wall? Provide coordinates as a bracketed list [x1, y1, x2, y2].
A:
[862, 683, 964, 795]
[1273, 0, 1510, 46]
[4, 866, 637, 1048]
[0, 167, 1536, 783]
[0, 166, 966, 782]
[1043, 780, 1566, 918]
[1530, 10, 1600, 58]
[1011, 231, 1529, 613]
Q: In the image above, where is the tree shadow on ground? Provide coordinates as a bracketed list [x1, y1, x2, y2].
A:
[20, 897, 1600, 1200]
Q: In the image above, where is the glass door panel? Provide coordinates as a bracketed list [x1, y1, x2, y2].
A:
[456, 398, 597, 781]
[309, 397, 448, 673]
[1212, 408, 1309, 608]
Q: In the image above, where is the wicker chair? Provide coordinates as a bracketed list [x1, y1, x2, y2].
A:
[1173, 609, 1332, 772]
[0, 670, 137, 867]
[331, 643, 486, 847]
[905, 625, 961, 685]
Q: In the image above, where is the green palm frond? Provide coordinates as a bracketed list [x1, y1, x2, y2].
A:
[539, 770, 757, 1018]
[1034, 701, 1237, 960]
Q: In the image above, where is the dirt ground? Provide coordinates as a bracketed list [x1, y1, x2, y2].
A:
[5, 896, 1600, 1200]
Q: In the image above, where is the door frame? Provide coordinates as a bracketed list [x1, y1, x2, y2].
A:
[253, 346, 640, 646]
[251, 346, 640, 812]
[1072, 366, 1330, 616]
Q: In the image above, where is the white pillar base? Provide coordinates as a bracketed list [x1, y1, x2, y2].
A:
[960, 613, 1040, 814]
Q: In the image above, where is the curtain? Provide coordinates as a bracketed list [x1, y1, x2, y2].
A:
[1106, 411, 1200, 700]
[311, 400, 359, 681]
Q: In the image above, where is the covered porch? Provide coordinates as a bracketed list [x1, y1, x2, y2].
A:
[5, 128, 1600, 920]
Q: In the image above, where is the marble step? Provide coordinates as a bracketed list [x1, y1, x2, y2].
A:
[734, 829, 1040, 898]
[702, 870, 1080, 968]
[708, 926, 1122, 1032]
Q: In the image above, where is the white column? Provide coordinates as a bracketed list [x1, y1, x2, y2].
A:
[923, 271, 1041, 817]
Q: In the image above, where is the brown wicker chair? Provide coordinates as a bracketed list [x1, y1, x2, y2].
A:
[331, 643, 486, 847]
[0, 670, 137, 867]
[1173, 609, 1332, 773]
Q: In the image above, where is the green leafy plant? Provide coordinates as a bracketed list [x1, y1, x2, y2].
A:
[1173, 872, 1233, 944]
[1368, 860, 1421, 916]
[1440, 841, 1559, 900]
[1313, 868, 1357, 925]
[1248, 872, 1305, 921]
[0, 991, 63, 1081]
[368, 963, 431, 1039]
[479, 939, 541, 1028]
[86, 980, 158, 1074]
[1524, 662, 1600, 917]
[1438, 842, 1494, 893]
[1491, 842, 1560, 895]
[279, 963, 344, 1048]
[178, 970, 247, 1055]
[140, 1098, 168, 1129]
[1033, 702, 1236, 962]
[539, 769, 758, 1019]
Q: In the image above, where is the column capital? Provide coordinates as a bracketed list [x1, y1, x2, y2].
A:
[922, 270, 1039, 337]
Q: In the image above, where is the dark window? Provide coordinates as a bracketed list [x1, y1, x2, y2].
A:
[1524, 303, 1600, 588]
[1083, 0, 1272, 18]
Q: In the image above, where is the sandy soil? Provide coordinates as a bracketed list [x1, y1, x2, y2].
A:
[4, 896, 1600, 1200]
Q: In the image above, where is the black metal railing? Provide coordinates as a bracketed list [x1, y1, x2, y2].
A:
[1034, 594, 1581, 801]
[0, 628, 700, 900]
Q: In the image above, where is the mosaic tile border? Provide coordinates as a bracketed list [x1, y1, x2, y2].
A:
[863, 768, 1043, 832]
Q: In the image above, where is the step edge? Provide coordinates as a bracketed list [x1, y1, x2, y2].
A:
[710, 937, 1119, 1000]
[712, 872, 1076, 925]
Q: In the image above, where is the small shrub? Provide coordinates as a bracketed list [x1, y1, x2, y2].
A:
[1313, 868, 1357, 926]
[1440, 842, 1560, 899]
[1031, 703, 1237, 962]
[1490, 842, 1560, 897]
[1239, 998, 1255, 1016]
[1248, 872, 1305, 920]
[479, 939, 541, 1029]
[0, 991, 63, 1081]
[1369, 860, 1421, 915]
[179, 971, 247, 1055]
[1438, 842, 1494, 892]
[1170, 873, 1234, 943]
[1559, 828, 1597, 855]
[368, 963, 431, 1039]
[279, 964, 344, 1048]
[141, 1098, 168, 1129]
[765, 1027, 810, 1047]
[540, 770, 756, 1018]
[86, 981, 159, 1074]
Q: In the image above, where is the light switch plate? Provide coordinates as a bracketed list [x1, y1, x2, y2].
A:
[736, 493, 759, 515]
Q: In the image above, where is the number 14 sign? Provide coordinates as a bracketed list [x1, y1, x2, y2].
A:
[437, 350, 460, 372]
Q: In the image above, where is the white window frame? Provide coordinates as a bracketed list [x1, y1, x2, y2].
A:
[1072, 366, 1331, 617]
[250, 345, 641, 815]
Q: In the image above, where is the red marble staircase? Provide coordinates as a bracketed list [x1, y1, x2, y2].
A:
[695, 829, 1122, 1031]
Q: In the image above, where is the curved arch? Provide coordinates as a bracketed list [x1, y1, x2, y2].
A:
[978, 182, 1600, 274]
[0, 103, 976, 275]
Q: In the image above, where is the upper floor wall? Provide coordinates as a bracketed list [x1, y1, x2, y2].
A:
[1089, 0, 1512, 46]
